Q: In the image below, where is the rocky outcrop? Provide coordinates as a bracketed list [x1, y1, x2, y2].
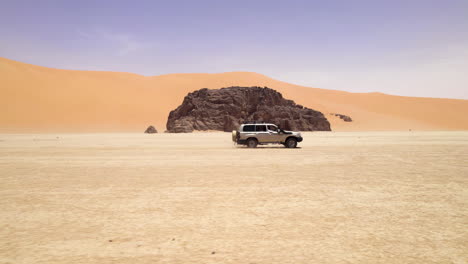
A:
[166, 86, 331, 132]
[331, 113, 352, 122]
[144, 125, 158, 133]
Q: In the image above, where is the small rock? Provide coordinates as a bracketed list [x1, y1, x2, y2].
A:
[331, 113, 352, 122]
[144, 125, 158, 134]
[211, 251, 216, 255]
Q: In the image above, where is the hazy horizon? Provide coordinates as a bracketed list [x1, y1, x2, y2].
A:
[1, 0, 467, 99]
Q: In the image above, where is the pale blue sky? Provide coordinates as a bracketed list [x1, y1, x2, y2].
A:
[1, 0, 467, 98]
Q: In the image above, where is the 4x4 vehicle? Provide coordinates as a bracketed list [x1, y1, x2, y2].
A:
[232, 123, 303, 148]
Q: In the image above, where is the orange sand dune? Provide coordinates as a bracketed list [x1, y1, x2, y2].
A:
[1, 57, 467, 132]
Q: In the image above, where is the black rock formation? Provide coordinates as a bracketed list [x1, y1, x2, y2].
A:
[166, 86, 331, 133]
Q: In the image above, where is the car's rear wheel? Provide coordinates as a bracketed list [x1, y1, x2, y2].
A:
[285, 137, 297, 148]
[246, 138, 258, 148]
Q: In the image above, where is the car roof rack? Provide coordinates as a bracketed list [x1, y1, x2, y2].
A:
[242, 121, 260, 124]
[242, 121, 274, 125]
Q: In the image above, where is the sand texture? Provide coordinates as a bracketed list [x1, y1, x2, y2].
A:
[1, 57, 468, 132]
[1, 132, 467, 263]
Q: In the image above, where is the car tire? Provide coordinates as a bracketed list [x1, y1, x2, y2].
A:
[285, 137, 297, 148]
[246, 138, 258, 148]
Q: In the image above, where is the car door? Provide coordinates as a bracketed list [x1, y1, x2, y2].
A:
[254, 125, 269, 143]
[267, 125, 281, 142]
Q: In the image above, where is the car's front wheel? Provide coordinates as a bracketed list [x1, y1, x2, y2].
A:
[246, 138, 258, 148]
[285, 137, 297, 148]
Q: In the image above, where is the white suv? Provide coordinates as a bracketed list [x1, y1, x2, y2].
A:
[232, 123, 303, 148]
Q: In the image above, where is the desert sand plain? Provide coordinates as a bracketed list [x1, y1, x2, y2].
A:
[1, 131, 467, 264]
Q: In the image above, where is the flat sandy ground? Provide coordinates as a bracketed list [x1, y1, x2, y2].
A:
[1, 132, 467, 264]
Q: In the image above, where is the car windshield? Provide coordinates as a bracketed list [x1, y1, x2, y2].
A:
[267, 125, 277, 131]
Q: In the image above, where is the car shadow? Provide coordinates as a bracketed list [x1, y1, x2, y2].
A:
[235, 146, 302, 149]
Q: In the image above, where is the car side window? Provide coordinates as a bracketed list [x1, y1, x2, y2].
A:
[255, 125, 267, 132]
[267, 125, 277, 131]
[243, 125, 255, 132]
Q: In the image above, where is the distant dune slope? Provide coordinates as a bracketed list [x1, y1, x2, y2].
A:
[1, 57, 467, 132]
